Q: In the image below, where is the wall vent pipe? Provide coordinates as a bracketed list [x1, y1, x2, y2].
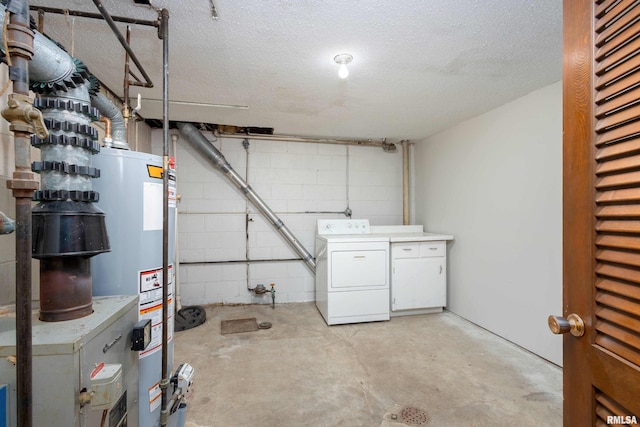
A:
[177, 122, 316, 273]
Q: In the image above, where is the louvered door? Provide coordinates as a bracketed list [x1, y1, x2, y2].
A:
[563, 0, 640, 424]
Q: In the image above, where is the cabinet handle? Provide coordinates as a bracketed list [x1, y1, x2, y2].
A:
[439, 265, 443, 274]
[429, 247, 438, 251]
[402, 248, 412, 251]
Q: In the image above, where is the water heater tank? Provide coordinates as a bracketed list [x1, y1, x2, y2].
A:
[91, 146, 177, 427]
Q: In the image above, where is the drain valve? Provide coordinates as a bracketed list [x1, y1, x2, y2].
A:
[395, 406, 430, 426]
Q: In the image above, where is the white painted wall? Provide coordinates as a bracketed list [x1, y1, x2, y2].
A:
[413, 81, 562, 365]
[152, 131, 403, 306]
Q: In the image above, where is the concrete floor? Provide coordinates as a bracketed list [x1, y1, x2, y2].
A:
[174, 303, 562, 427]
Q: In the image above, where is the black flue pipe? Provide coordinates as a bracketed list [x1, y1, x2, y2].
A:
[159, 8, 171, 427]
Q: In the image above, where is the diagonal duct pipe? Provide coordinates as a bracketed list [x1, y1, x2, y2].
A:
[177, 122, 316, 273]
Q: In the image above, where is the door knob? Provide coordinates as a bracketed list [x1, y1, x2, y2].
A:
[548, 313, 585, 337]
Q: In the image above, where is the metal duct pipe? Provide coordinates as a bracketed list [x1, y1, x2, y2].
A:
[91, 92, 128, 149]
[177, 122, 316, 273]
[0, 3, 128, 150]
[0, 3, 87, 93]
[3, 3, 113, 321]
[31, 83, 110, 321]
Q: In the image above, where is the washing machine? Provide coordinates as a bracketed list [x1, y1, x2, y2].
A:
[315, 219, 390, 325]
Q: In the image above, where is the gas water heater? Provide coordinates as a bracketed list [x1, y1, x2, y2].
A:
[91, 146, 182, 427]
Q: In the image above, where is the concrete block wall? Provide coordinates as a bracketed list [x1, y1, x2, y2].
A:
[0, 99, 16, 303]
[152, 130, 403, 306]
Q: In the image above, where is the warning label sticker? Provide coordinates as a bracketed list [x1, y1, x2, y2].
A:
[138, 265, 174, 359]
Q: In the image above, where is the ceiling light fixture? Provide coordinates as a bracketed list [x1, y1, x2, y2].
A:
[334, 53, 353, 79]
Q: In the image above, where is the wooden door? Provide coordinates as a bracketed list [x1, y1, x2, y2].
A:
[562, 0, 640, 424]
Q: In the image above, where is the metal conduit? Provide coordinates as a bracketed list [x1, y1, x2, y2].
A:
[2, 1, 38, 424]
[177, 122, 317, 273]
[91, 0, 154, 88]
[159, 8, 171, 427]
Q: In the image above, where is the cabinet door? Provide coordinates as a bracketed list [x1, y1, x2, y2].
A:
[392, 257, 445, 310]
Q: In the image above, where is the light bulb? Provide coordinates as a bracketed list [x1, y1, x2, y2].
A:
[338, 63, 349, 79]
[334, 53, 353, 79]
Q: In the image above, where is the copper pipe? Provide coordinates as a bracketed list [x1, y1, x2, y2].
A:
[123, 26, 131, 131]
[99, 116, 112, 140]
[36, 8, 44, 33]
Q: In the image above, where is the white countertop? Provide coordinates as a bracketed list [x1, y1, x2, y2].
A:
[369, 225, 453, 243]
[371, 232, 454, 243]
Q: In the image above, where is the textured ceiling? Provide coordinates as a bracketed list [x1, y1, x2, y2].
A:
[29, 0, 562, 141]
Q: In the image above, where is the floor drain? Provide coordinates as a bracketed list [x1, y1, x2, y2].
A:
[399, 406, 430, 426]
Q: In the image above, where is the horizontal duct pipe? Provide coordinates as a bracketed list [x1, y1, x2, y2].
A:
[216, 131, 397, 150]
[177, 122, 316, 273]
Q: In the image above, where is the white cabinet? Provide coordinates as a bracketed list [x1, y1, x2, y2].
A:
[391, 241, 447, 313]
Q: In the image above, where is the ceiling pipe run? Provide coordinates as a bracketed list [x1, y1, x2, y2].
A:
[178, 122, 317, 273]
[217, 131, 397, 151]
